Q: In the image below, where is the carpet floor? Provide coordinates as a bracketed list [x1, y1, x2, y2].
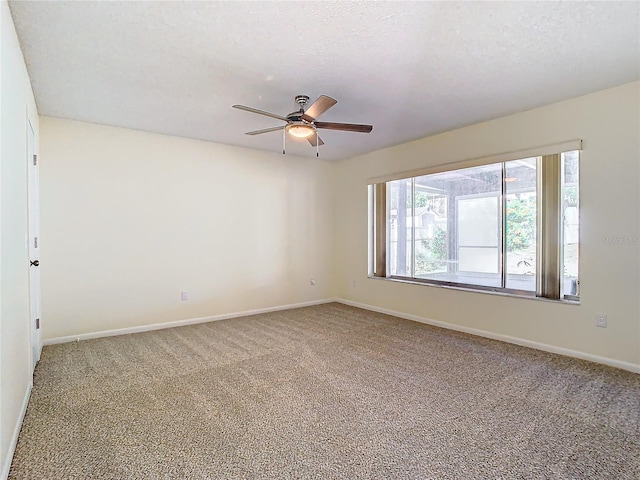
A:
[9, 303, 640, 479]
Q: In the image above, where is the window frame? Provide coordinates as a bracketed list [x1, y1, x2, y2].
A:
[369, 142, 581, 302]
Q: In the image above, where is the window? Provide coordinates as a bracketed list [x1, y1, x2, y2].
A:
[371, 144, 580, 301]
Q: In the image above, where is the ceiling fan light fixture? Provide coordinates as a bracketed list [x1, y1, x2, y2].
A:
[286, 123, 315, 138]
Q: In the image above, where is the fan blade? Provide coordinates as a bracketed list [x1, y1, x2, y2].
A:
[300, 95, 337, 121]
[307, 132, 324, 147]
[315, 121, 373, 133]
[233, 105, 289, 122]
[245, 125, 286, 136]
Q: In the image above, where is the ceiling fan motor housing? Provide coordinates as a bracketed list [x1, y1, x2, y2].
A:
[286, 95, 312, 121]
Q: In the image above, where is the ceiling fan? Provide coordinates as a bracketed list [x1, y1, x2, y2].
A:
[232, 95, 373, 156]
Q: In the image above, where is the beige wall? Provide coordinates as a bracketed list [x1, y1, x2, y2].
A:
[333, 82, 640, 368]
[0, 0, 39, 475]
[39, 118, 335, 339]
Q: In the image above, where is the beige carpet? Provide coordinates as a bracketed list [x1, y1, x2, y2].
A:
[9, 303, 640, 479]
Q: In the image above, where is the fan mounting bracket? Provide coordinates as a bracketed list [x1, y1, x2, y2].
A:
[294, 95, 310, 108]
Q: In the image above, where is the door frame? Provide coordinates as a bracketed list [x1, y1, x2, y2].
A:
[27, 114, 41, 370]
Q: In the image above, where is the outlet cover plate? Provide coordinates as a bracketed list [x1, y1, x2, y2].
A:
[596, 314, 607, 328]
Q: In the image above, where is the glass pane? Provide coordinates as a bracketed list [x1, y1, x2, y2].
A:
[413, 163, 502, 287]
[459, 247, 499, 274]
[505, 158, 537, 291]
[413, 190, 448, 277]
[562, 151, 579, 296]
[387, 178, 413, 277]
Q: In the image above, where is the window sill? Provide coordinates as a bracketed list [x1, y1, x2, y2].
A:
[368, 275, 580, 305]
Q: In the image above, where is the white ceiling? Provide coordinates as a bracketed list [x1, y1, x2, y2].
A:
[9, 1, 640, 161]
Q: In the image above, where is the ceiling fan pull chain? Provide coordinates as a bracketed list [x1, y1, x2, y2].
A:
[316, 137, 319, 157]
[282, 126, 286, 155]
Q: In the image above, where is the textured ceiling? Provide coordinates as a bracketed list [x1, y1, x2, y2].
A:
[9, 1, 640, 161]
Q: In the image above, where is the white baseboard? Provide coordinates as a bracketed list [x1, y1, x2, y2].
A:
[43, 298, 338, 346]
[41, 296, 639, 374]
[337, 299, 640, 374]
[1, 382, 32, 480]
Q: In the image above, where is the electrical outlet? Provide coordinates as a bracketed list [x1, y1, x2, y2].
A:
[596, 314, 607, 328]
[180, 291, 189, 301]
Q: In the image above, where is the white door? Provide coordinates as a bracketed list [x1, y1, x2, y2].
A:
[27, 119, 41, 369]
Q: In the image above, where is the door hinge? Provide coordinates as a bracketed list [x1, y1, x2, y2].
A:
[33, 154, 38, 166]
[36, 318, 40, 329]
[34, 236, 38, 248]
